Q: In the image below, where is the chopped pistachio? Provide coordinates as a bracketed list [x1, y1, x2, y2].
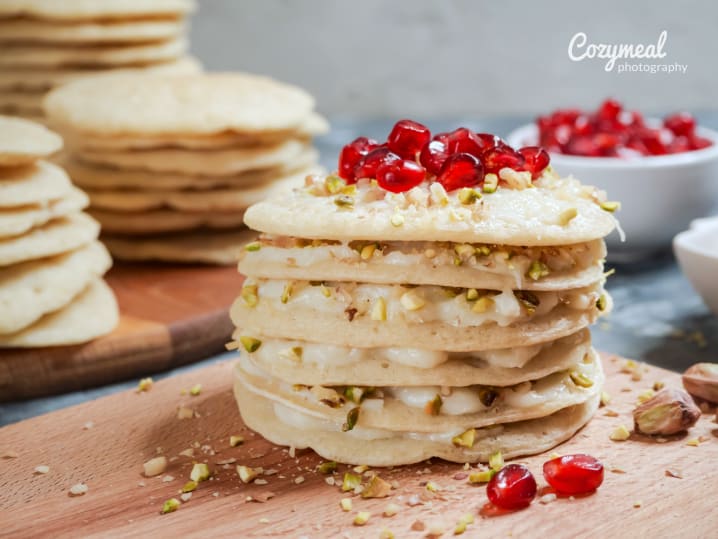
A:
[458, 187, 482, 205]
[334, 194, 354, 208]
[483, 173, 499, 193]
[424, 394, 443, 416]
[609, 424, 631, 441]
[353, 511, 371, 526]
[189, 384, 202, 396]
[161, 498, 180, 514]
[478, 388, 498, 407]
[143, 456, 167, 477]
[570, 371, 594, 388]
[653, 381, 665, 391]
[181, 480, 197, 493]
[489, 450, 504, 472]
[280, 282, 293, 304]
[229, 435, 244, 447]
[325, 174, 345, 194]
[686, 438, 701, 447]
[468, 469, 495, 483]
[600, 390, 611, 407]
[320, 284, 332, 298]
[342, 407, 360, 432]
[244, 241, 261, 252]
[476, 245, 492, 256]
[600, 200, 621, 212]
[527, 260, 550, 281]
[317, 461, 337, 474]
[344, 386, 373, 404]
[342, 184, 358, 196]
[514, 290, 540, 314]
[596, 293, 608, 311]
[361, 475, 392, 498]
[236, 465, 261, 483]
[425, 481, 440, 493]
[633, 388, 700, 435]
[190, 463, 211, 483]
[454, 243, 476, 260]
[400, 290, 425, 311]
[472, 296, 494, 313]
[451, 428, 477, 448]
[360, 243, 377, 260]
[371, 297, 387, 321]
[341, 472, 362, 492]
[558, 207, 578, 226]
[310, 385, 344, 408]
[383, 503, 401, 517]
[137, 377, 153, 393]
[340, 497, 353, 511]
[239, 336, 262, 353]
[454, 513, 475, 535]
[390, 213, 405, 227]
[240, 284, 258, 307]
[465, 288, 479, 301]
[637, 389, 655, 404]
[379, 529, 395, 539]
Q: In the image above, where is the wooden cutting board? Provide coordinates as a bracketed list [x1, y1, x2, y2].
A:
[0, 263, 241, 402]
[0, 354, 715, 538]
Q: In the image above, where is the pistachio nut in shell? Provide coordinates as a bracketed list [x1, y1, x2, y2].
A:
[633, 388, 700, 435]
[682, 363, 718, 404]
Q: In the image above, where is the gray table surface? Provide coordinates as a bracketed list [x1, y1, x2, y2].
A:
[2, 115, 716, 427]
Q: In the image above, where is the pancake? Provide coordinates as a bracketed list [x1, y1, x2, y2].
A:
[89, 207, 246, 235]
[0, 115, 62, 165]
[0, 186, 88, 238]
[0, 160, 72, 207]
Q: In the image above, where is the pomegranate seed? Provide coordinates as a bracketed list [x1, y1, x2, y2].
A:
[543, 454, 604, 495]
[486, 464, 537, 510]
[667, 136, 692, 153]
[481, 146, 525, 174]
[636, 129, 667, 155]
[436, 153, 484, 191]
[553, 109, 581, 125]
[592, 133, 621, 156]
[690, 136, 713, 150]
[598, 98, 622, 120]
[445, 128, 487, 158]
[387, 119, 431, 159]
[664, 113, 696, 137]
[338, 137, 379, 182]
[518, 146, 550, 178]
[565, 136, 601, 157]
[376, 159, 425, 193]
[419, 139, 450, 176]
[354, 146, 400, 180]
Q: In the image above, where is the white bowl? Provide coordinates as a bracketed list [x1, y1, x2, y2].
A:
[674, 216, 718, 316]
[507, 123, 718, 258]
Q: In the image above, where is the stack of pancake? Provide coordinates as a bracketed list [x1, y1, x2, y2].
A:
[0, 116, 116, 348]
[43, 72, 327, 265]
[0, 0, 199, 121]
[230, 162, 617, 465]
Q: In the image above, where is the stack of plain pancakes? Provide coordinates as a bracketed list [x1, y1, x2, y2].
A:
[0, 0, 199, 121]
[0, 115, 117, 348]
[230, 167, 617, 466]
[43, 72, 327, 265]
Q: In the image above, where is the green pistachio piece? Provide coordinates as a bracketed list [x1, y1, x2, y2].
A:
[342, 407, 360, 431]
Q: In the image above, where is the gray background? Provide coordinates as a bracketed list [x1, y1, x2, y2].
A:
[190, 0, 716, 118]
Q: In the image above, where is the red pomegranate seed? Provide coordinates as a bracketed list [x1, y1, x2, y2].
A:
[592, 133, 621, 156]
[436, 153, 484, 191]
[387, 119, 431, 159]
[636, 129, 667, 155]
[445, 128, 487, 158]
[376, 159, 426, 193]
[664, 112, 696, 137]
[518, 146, 550, 178]
[338, 137, 379, 182]
[481, 146, 525, 174]
[565, 136, 601, 157]
[486, 464, 537, 510]
[543, 454, 604, 495]
[354, 146, 400, 180]
[667, 136, 692, 153]
[552, 109, 581, 125]
[690, 136, 713, 150]
[419, 139, 450, 176]
[598, 98, 622, 120]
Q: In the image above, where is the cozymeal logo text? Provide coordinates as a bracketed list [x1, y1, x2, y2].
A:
[567, 30, 687, 74]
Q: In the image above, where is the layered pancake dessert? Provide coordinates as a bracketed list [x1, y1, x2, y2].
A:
[230, 120, 618, 466]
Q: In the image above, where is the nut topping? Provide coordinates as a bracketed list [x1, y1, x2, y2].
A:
[633, 388, 700, 435]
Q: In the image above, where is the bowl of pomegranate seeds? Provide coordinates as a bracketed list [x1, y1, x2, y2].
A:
[674, 216, 718, 316]
[508, 99, 718, 256]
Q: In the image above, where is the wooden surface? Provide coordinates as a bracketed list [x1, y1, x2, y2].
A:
[0, 263, 240, 402]
[0, 354, 715, 538]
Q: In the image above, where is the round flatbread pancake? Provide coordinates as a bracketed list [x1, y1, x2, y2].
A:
[0, 38, 187, 68]
[104, 228, 257, 265]
[237, 329, 592, 388]
[0, 241, 112, 334]
[61, 151, 318, 191]
[75, 139, 311, 176]
[0, 115, 62, 165]
[44, 72, 316, 136]
[86, 169, 313, 212]
[0, 56, 201, 91]
[0, 212, 99, 266]
[0, 186, 88, 238]
[234, 376, 601, 465]
[0, 0, 195, 21]
[0, 278, 118, 348]
[0, 160, 72, 207]
[243, 174, 618, 246]
[89, 207, 246, 235]
[0, 18, 185, 44]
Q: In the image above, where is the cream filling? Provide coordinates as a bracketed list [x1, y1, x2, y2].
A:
[252, 279, 601, 327]
[253, 339, 550, 370]
[389, 386, 486, 415]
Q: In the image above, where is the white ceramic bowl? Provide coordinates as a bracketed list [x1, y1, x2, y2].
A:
[674, 216, 718, 316]
[507, 123, 718, 258]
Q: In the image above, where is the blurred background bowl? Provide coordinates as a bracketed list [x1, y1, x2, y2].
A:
[507, 123, 718, 261]
[674, 217, 718, 315]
